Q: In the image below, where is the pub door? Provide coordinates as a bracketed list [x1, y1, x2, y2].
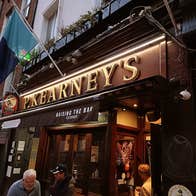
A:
[39, 127, 106, 196]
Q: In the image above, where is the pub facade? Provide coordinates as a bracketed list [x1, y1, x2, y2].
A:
[0, 0, 196, 195]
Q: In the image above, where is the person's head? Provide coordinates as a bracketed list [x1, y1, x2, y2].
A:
[138, 164, 150, 182]
[50, 163, 67, 181]
[22, 169, 37, 192]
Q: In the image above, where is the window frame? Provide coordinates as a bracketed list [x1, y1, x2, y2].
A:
[46, 11, 57, 41]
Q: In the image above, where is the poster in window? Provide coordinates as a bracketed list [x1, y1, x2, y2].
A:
[77, 136, 86, 152]
[116, 139, 135, 180]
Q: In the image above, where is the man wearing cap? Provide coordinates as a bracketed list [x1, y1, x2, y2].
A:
[49, 163, 75, 196]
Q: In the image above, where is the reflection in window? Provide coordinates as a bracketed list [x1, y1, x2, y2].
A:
[22, 0, 31, 18]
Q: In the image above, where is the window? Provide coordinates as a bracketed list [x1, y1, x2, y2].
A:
[46, 12, 57, 41]
[102, 0, 111, 6]
[22, 0, 31, 18]
[1, 8, 12, 35]
[3, 72, 14, 96]
[43, 0, 58, 41]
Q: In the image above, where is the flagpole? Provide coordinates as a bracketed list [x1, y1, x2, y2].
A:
[8, 80, 20, 96]
[11, 0, 65, 77]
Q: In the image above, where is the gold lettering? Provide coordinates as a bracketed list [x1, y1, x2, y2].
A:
[21, 55, 141, 110]
[123, 56, 139, 81]
[47, 87, 57, 103]
[59, 83, 68, 99]
[102, 64, 118, 87]
[31, 93, 39, 107]
[39, 91, 47, 105]
[86, 71, 98, 92]
[23, 96, 30, 109]
[70, 77, 83, 96]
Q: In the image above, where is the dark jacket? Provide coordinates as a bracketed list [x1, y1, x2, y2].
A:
[49, 176, 75, 196]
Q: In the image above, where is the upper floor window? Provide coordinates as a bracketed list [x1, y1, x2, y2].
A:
[46, 11, 57, 41]
[22, 0, 31, 18]
[102, 0, 111, 6]
[43, 0, 58, 41]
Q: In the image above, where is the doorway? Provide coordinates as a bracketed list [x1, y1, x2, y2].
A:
[38, 127, 106, 196]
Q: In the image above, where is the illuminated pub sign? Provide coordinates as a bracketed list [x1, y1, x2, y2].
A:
[21, 56, 140, 110]
[20, 38, 166, 111]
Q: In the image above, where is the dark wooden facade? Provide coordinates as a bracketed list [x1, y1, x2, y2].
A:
[0, 0, 196, 195]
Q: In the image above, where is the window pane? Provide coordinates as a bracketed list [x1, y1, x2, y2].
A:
[24, 6, 30, 17]
[22, 0, 31, 18]
[46, 12, 57, 41]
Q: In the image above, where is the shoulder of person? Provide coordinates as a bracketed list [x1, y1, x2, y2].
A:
[141, 186, 151, 196]
[12, 179, 23, 188]
[35, 180, 41, 187]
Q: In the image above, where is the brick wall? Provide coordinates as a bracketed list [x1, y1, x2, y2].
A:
[167, 41, 190, 87]
[0, 0, 22, 32]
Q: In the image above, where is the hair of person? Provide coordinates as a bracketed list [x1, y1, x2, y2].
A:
[138, 164, 150, 176]
[23, 169, 37, 179]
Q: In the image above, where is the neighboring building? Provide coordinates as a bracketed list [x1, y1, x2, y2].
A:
[0, 0, 196, 195]
[0, 0, 37, 96]
[0, 0, 37, 194]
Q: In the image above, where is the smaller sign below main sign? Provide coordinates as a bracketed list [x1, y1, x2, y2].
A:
[53, 102, 99, 124]
[20, 101, 100, 127]
[56, 105, 94, 120]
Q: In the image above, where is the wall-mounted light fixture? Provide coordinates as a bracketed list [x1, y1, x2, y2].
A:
[72, 49, 82, 58]
[65, 49, 82, 65]
[178, 89, 191, 101]
[130, 6, 152, 21]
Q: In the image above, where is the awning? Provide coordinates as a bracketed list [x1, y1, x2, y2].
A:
[19, 101, 99, 127]
[1, 119, 21, 129]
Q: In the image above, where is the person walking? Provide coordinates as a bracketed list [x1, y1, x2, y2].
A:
[7, 169, 41, 196]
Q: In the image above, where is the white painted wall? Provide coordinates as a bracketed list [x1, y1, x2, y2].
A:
[33, 0, 102, 42]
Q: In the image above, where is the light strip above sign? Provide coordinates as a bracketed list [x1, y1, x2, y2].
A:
[20, 34, 165, 97]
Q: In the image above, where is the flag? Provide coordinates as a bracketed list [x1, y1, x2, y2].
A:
[0, 9, 37, 83]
